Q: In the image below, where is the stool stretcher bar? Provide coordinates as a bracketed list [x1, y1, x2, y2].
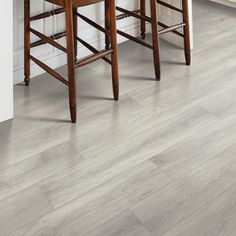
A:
[117, 30, 153, 49]
[75, 49, 113, 68]
[76, 37, 112, 65]
[77, 13, 109, 34]
[159, 23, 186, 35]
[31, 31, 67, 48]
[30, 28, 67, 53]
[116, 7, 154, 50]
[116, 7, 151, 23]
[157, 0, 183, 13]
[116, 10, 141, 20]
[29, 55, 70, 86]
[30, 8, 65, 21]
[158, 22, 184, 37]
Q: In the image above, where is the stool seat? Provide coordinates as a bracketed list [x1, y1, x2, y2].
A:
[45, 0, 103, 7]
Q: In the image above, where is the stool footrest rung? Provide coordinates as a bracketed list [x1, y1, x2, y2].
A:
[117, 30, 153, 50]
[116, 7, 151, 23]
[30, 28, 67, 53]
[157, 0, 183, 13]
[76, 37, 111, 65]
[75, 49, 113, 68]
[30, 55, 70, 87]
[159, 23, 186, 35]
[30, 8, 65, 21]
[158, 21, 184, 37]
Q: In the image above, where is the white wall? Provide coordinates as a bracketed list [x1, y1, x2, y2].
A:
[0, 0, 13, 122]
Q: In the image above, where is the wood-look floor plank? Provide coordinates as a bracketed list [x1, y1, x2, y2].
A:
[0, 95, 141, 170]
[151, 112, 236, 179]
[84, 210, 151, 236]
[38, 106, 217, 208]
[0, 141, 83, 202]
[200, 87, 236, 120]
[162, 185, 236, 236]
[39, 160, 171, 209]
[74, 82, 226, 160]
[7, 161, 169, 236]
[130, 143, 236, 235]
[72, 53, 236, 159]
[129, 64, 236, 110]
[0, 185, 53, 236]
[79, 104, 218, 159]
[193, 0, 236, 54]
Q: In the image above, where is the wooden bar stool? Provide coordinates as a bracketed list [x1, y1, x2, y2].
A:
[113, 0, 191, 80]
[24, 0, 119, 123]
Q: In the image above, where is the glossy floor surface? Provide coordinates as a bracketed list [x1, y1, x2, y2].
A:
[1, 0, 236, 235]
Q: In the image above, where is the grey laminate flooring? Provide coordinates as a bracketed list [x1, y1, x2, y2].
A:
[1, 0, 236, 235]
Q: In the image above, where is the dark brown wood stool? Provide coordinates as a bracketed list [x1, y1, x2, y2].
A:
[111, 0, 191, 80]
[24, 0, 119, 123]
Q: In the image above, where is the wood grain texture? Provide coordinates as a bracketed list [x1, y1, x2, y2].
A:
[84, 210, 151, 236]
[151, 113, 236, 179]
[0, 141, 83, 202]
[2, 0, 236, 235]
[131, 143, 236, 235]
[0, 186, 52, 236]
[7, 161, 167, 236]
[162, 184, 236, 236]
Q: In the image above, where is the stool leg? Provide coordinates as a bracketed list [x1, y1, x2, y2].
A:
[182, 0, 191, 65]
[109, 0, 119, 100]
[140, 0, 146, 39]
[24, 0, 30, 86]
[73, 8, 78, 61]
[65, 0, 77, 123]
[150, 0, 161, 80]
[105, 0, 111, 49]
